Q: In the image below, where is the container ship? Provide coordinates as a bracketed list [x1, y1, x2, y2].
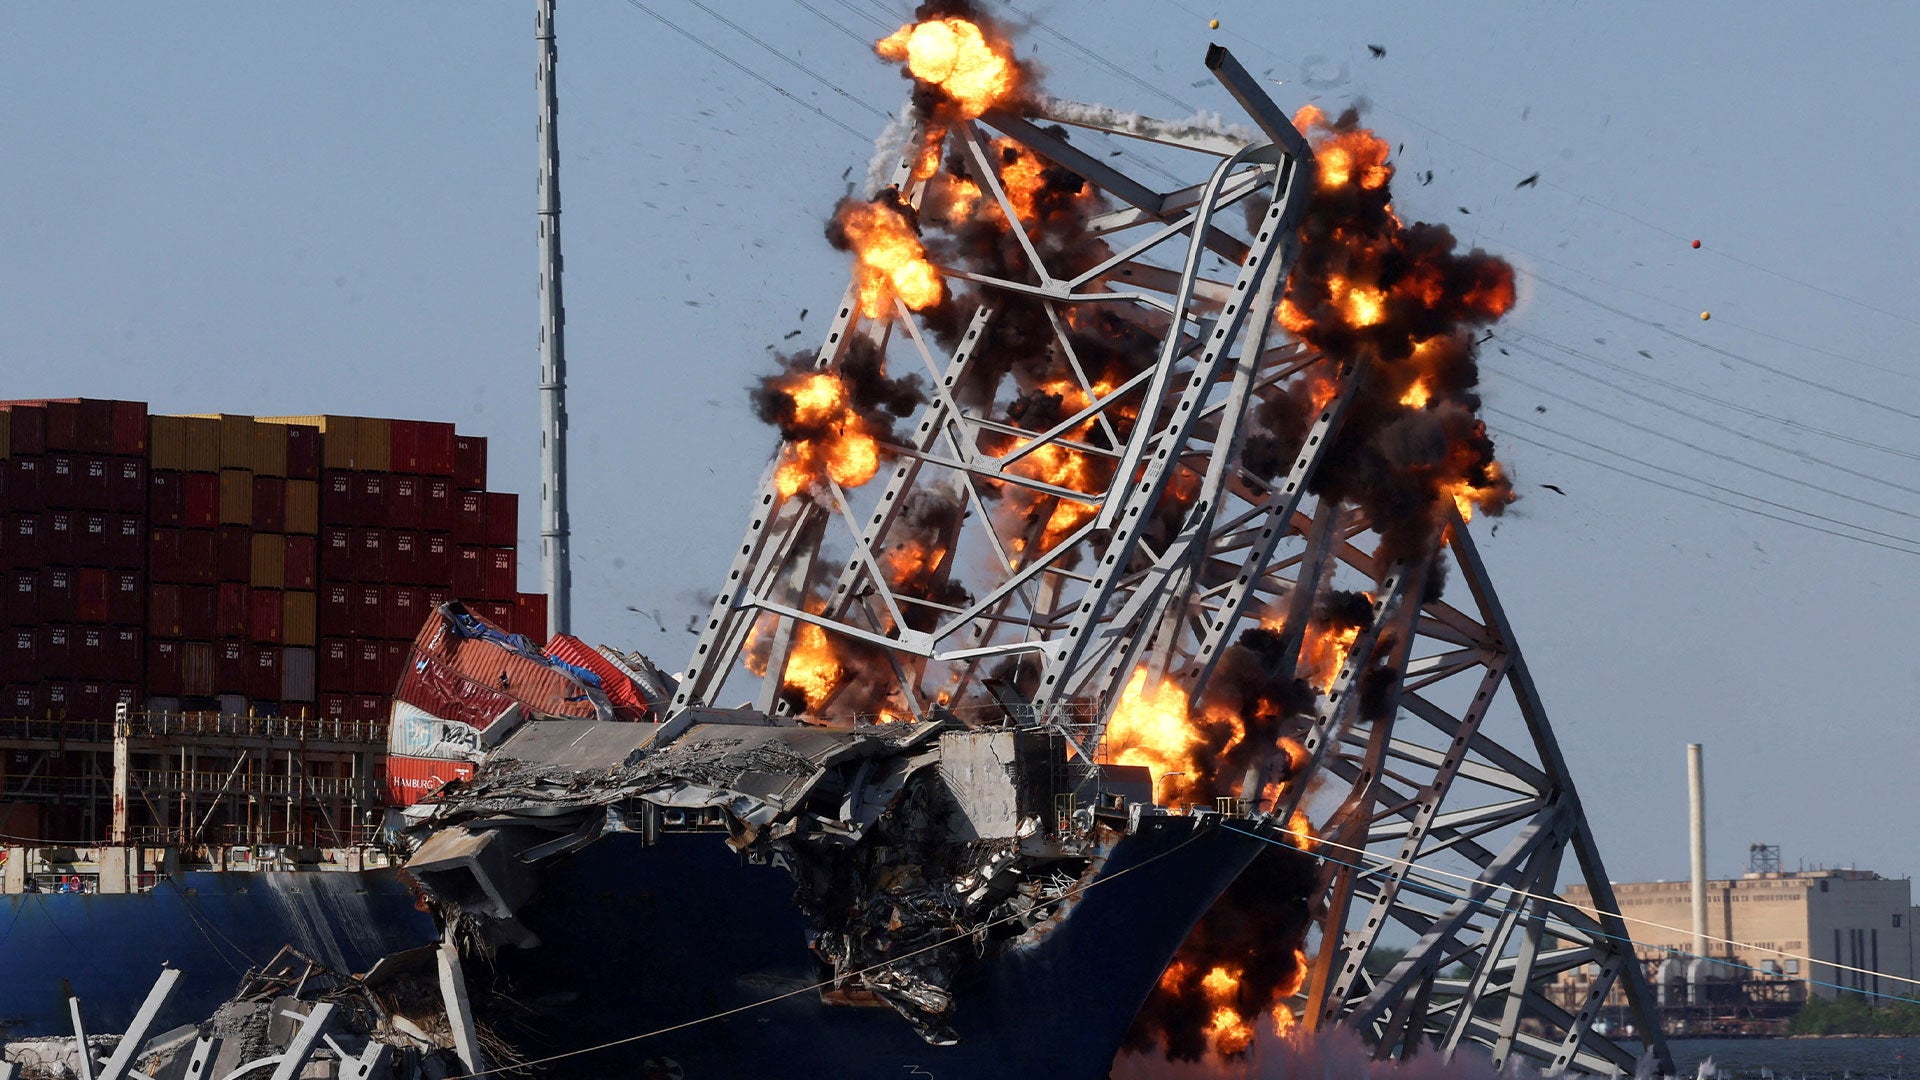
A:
[0, 397, 547, 1037]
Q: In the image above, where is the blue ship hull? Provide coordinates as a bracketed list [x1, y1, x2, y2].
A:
[0, 869, 438, 1037]
[481, 814, 1265, 1080]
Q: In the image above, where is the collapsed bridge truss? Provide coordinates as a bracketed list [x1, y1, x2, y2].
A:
[666, 44, 1670, 1076]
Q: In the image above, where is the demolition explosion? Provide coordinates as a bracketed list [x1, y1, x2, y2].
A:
[13, 5, 1674, 1078]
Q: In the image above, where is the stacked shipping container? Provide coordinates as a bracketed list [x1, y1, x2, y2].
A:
[0, 399, 150, 722]
[0, 400, 546, 726]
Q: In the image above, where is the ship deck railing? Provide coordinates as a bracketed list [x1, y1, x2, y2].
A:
[0, 712, 390, 748]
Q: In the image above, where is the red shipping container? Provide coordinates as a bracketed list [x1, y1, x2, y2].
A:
[111, 401, 148, 456]
[422, 534, 453, 587]
[110, 683, 140, 714]
[40, 567, 75, 621]
[419, 422, 457, 477]
[44, 681, 74, 719]
[453, 435, 486, 490]
[75, 400, 114, 453]
[109, 571, 142, 625]
[485, 550, 516, 601]
[110, 515, 143, 567]
[247, 645, 280, 701]
[180, 585, 217, 640]
[320, 638, 352, 689]
[75, 627, 108, 679]
[478, 601, 514, 628]
[110, 458, 145, 514]
[284, 534, 317, 590]
[39, 625, 72, 672]
[252, 476, 286, 532]
[74, 681, 108, 721]
[484, 492, 518, 547]
[150, 529, 185, 582]
[389, 419, 421, 474]
[8, 571, 39, 625]
[77, 513, 110, 566]
[387, 586, 425, 640]
[354, 640, 384, 695]
[353, 528, 388, 582]
[7, 514, 43, 567]
[216, 638, 247, 691]
[2, 405, 47, 455]
[421, 479, 453, 533]
[149, 584, 183, 638]
[37, 402, 79, 451]
[453, 546, 485, 600]
[76, 568, 110, 623]
[45, 512, 74, 557]
[285, 424, 320, 480]
[320, 584, 353, 637]
[389, 476, 423, 530]
[4, 684, 39, 718]
[148, 638, 183, 694]
[179, 529, 218, 585]
[453, 490, 486, 545]
[351, 694, 386, 723]
[355, 586, 384, 637]
[217, 526, 250, 583]
[217, 581, 250, 637]
[355, 474, 389, 527]
[425, 588, 452, 612]
[320, 527, 353, 580]
[78, 456, 112, 508]
[383, 641, 407, 687]
[109, 627, 140, 675]
[322, 470, 356, 525]
[6, 628, 37, 679]
[389, 531, 421, 584]
[181, 471, 218, 528]
[8, 458, 45, 509]
[318, 692, 351, 722]
[250, 588, 284, 644]
[148, 470, 184, 527]
[44, 454, 76, 508]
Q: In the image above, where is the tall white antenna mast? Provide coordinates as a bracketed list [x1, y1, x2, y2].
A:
[536, 0, 572, 636]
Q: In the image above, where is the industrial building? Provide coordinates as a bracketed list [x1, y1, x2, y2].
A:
[1552, 859, 1920, 1030]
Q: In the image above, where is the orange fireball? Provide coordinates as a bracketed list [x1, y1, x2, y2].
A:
[876, 17, 1022, 119]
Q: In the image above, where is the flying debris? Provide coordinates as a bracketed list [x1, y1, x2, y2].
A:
[1515, 172, 1540, 188]
[1637, 349, 1654, 359]
[1419, 169, 1434, 185]
[1458, 205, 1471, 214]
[1541, 484, 1566, 495]
[783, 329, 803, 339]
[799, 307, 808, 320]
[1367, 43, 1387, 58]
[1533, 404, 1546, 413]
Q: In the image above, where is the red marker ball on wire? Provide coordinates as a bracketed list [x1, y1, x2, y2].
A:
[1691, 239, 1701, 248]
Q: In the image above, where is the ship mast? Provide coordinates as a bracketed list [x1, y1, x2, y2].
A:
[536, 0, 572, 636]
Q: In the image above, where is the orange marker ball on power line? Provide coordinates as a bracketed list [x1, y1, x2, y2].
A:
[1209, 18, 1220, 28]
[1699, 311, 1711, 321]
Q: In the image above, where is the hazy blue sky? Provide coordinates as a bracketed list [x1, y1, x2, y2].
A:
[4, 2, 1916, 888]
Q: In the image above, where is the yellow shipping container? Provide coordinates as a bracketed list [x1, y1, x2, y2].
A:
[149, 415, 186, 469]
[250, 421, 288, 477]
[217, 469, 254, 526]
[283, 479, 319, 534]
[0, 409, 11, 461]
[356, 417, 392, 472]
[181, 414, 257, 471]
[178, 416, 221, 471]
[250, 533, 286, 589]
[283, 590, 317, 647]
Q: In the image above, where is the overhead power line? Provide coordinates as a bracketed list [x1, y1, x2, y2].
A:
[682, 0, 891, 122]
[619, 0, 872, 143]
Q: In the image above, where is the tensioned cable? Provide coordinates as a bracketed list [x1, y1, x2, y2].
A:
[1503, 323, 1920, 465]
[445, 824, 1208, 1077]
[1485, 363, 1920, 533]
[1487, 418, 1920, 559]
[680, 0, 891, 123]
[619, 0, 873, 144]
[1141, 0, 1920, 333]
[1224, 823, 1920, 1004]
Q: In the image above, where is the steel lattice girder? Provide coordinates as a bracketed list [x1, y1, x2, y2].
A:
[666, 43, 1668, 1077]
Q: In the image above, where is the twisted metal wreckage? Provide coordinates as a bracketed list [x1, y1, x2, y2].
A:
[17, 34, 1672, 1080]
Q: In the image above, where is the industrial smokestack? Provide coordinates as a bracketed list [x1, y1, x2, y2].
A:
[1688, 743, 1707, 961]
